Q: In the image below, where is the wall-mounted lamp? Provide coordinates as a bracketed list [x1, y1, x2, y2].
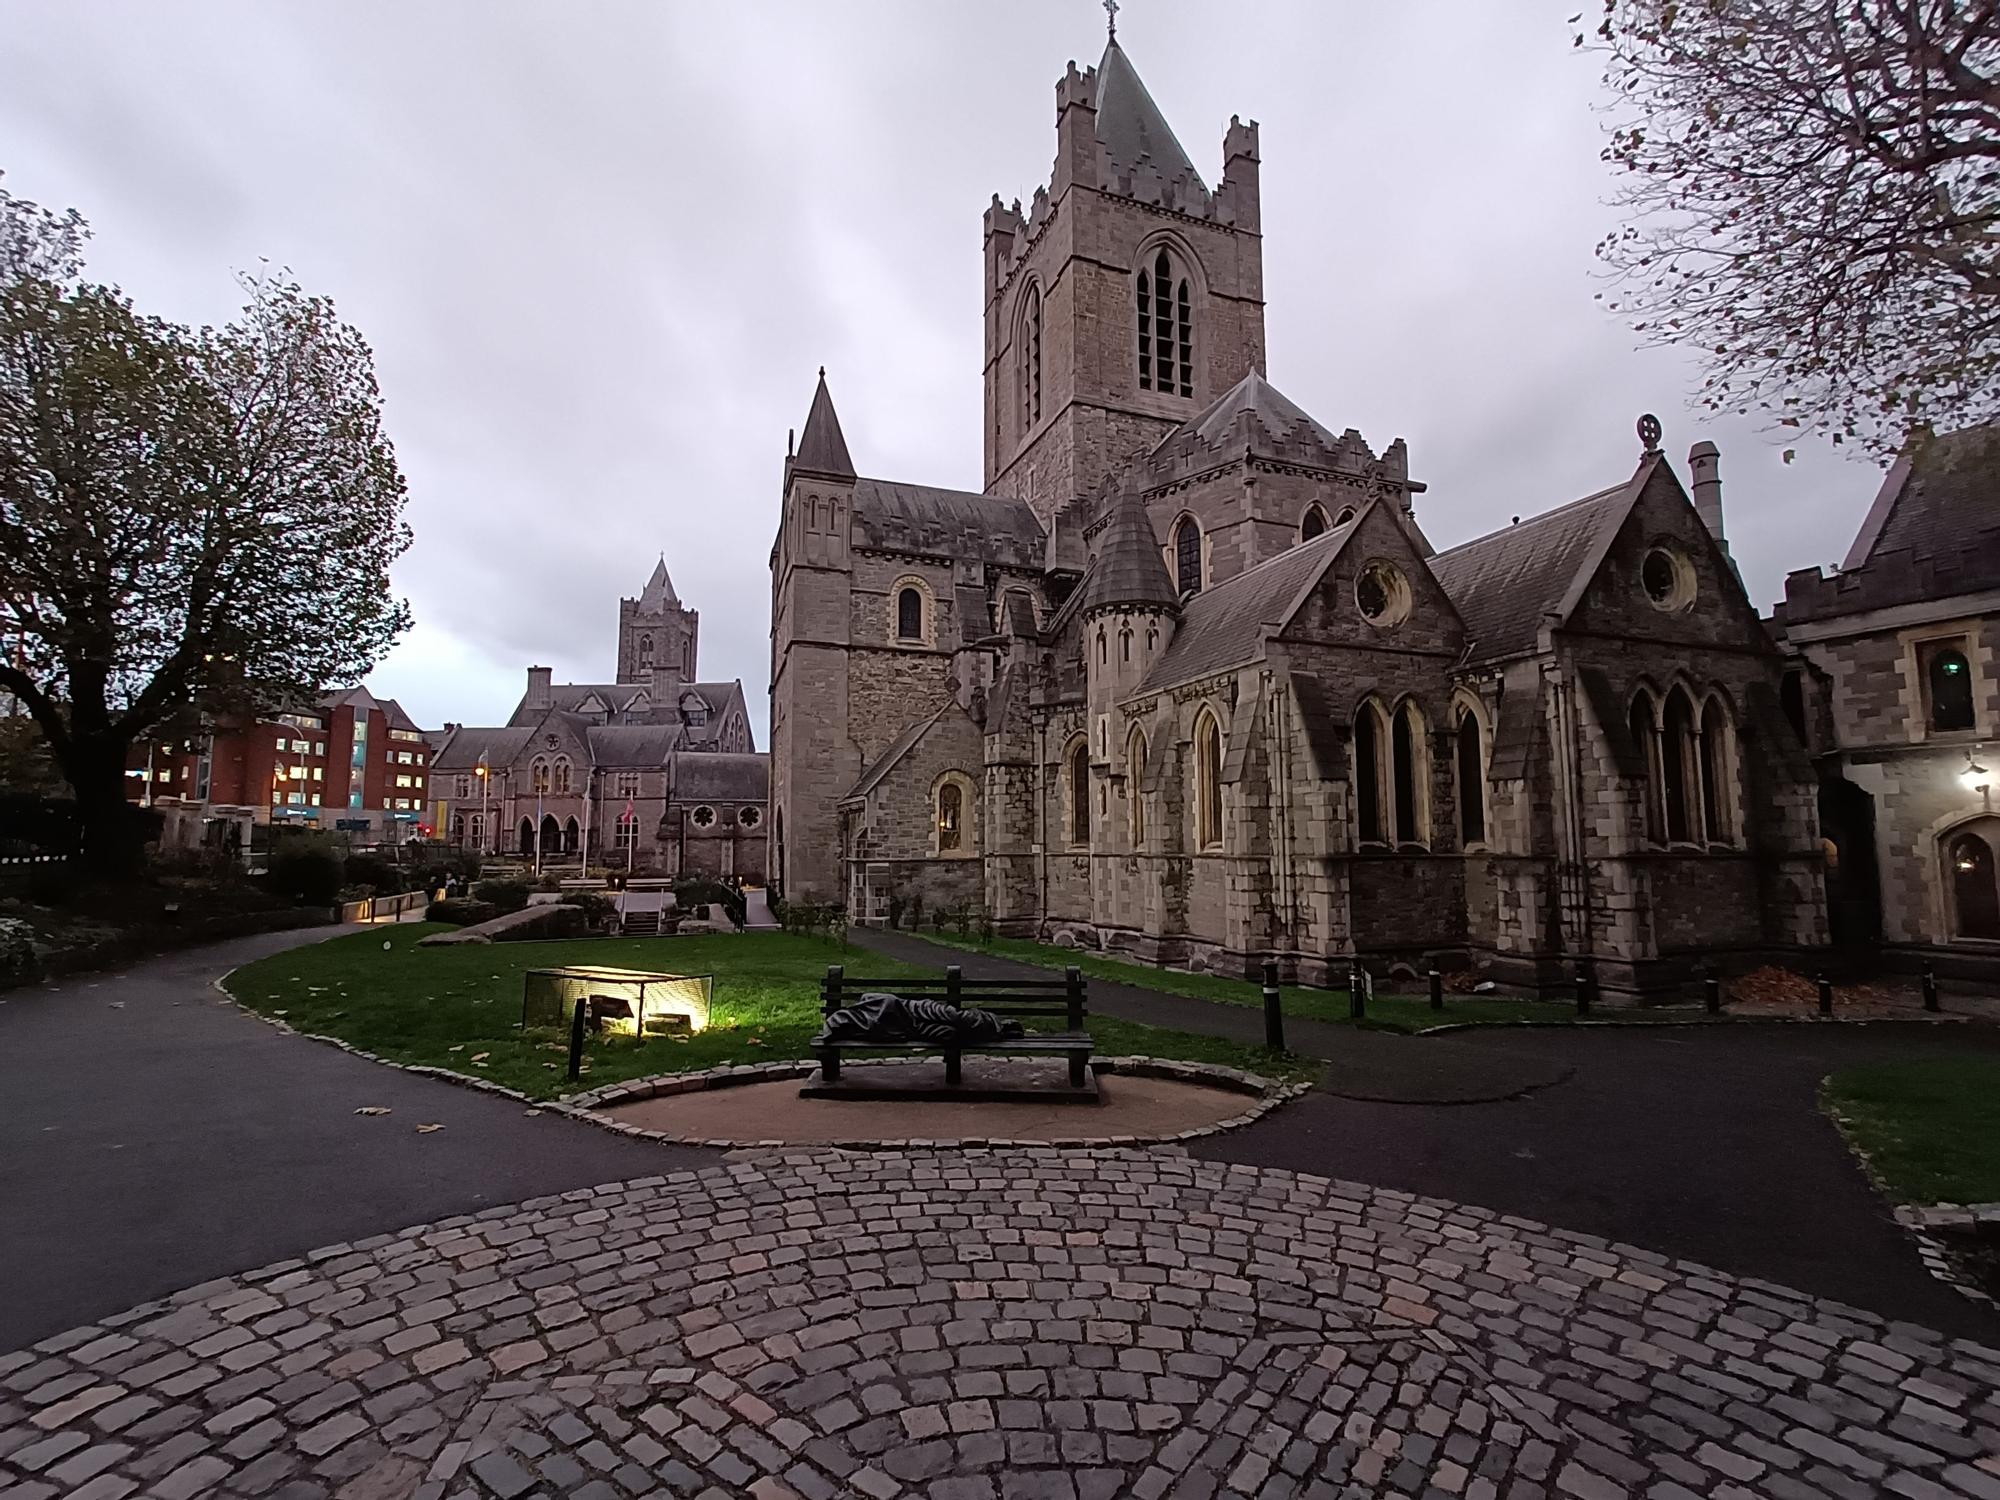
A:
[1962, 746, 1991, 797]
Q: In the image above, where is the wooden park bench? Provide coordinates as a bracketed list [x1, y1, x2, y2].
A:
[813, 963, 1093, 1088]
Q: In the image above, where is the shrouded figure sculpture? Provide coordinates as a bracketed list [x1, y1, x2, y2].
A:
[821, 992, 1026, 1045]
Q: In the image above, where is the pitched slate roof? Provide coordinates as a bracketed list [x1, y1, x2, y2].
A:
[1139, 518, 1358, 692]
[431, 726, 534, 772]
[669, 752, 768, 803]
[1427, 481, 1635, 664]
[851, 479, 1046, 569]
[793, 369, 855, 478]
[1781, 422, 2000, 623]
[1095, 39, 1206, 194]
[843, 706, 950, 803]
[1073, 490, 1179, 616]
[509, 683, 647, 726]
[585, 725, 684, 767]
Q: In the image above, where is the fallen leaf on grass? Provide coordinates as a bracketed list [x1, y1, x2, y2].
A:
[271, 1010, 288, 1017]
[108, 1001, 124, 1009]
[415, 1123, 444, 1134]
[469, 1052, 490, 1063]
[354, 1107, 391, 1116]
[447, 1045, 464, 1053]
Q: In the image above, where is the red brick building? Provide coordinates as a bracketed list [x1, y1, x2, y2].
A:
[127, 686, 434, 845]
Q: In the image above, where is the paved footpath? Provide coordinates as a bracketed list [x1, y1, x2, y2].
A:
[0, 928, 714, 1355]
[852, 929, 2000, 1342]
[2, 1149, 1997, 1500]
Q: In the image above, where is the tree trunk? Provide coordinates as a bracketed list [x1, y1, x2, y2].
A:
[64, 734, 148, 878]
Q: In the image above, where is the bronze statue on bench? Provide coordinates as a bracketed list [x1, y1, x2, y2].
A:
[822, 992, 1026, 1045]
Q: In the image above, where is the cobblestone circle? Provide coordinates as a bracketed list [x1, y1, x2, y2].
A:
[2, 1148, 1996, 1500]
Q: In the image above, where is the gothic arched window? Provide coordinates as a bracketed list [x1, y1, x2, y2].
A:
[1127, 726, 1148, 846]
[937, 781, 963, 853]
[552, 756, 572, 794]
[1194, 710, 1223, 849]
[1456, 709, 1486, 847]
[530, 757, 549, 795]
[1068, 739, 1091, 847]
[1629, 696, 1665, 845]
[1392, 702, 1427, 846]
[1301, 505, 1329, 541]
[1355, 702, 1385, 846]
[1928, 644, 1975, 732]
[897, 587, 923, 641]
[1174, 517, 1202, 597]
[1950, 828, 2000, 938]
[1699, 699, 1731, 844]
[563, 816, 579, 854]
[1663, 688, 1697, 843]
[1137, 248, 1194, 397]
[1020, 285, 1043, 430]
[638, 634, 654, 670]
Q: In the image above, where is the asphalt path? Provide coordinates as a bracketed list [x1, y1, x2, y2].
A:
[0, 926, 712, 1353]
[851, 928, 2000, 1343]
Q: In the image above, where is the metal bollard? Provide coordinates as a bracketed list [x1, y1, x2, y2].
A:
[1349, 962, 1366, 1020]
[1428, 968, 1444, 1012]
[1817, 973, 1834, 1017]
[1704, 972, 1722, 1015]
[1922, 963, 1940, 1013]
[1575, 963, 1593, 1017]
[567, 994, 589, 1082]
[1261, 960, 1286, 1054]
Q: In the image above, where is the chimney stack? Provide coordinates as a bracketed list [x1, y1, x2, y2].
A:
[526, 665, 552, 710]
[1688, 440, 1725, 543]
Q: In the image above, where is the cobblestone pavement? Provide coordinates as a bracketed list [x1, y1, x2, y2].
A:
[3, 1150, 1997, 1500]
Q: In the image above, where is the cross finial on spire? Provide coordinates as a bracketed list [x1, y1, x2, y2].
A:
[1104, 0, 1119, 39]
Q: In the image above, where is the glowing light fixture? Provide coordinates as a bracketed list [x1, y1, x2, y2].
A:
[521, 965, 713, 1037]
[1961, 747, 1991, 794]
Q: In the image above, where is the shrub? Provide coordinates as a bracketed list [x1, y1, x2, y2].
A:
[0, 915, 40, 988]
[342, 853, 407, 897]
[266, 832, 344, 907]
[673, 878, 746, 931]
[472, 878, 530, 914]
[559, 890, 617, 929]
[427, 897, 497, 927]
[409, 848, 481, 892]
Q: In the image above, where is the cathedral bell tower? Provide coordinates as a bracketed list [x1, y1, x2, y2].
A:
[983, 19, 1266, 528]
[617, 557, 699, 687]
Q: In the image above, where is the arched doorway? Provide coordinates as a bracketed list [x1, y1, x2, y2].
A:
[1817, 778, 1881, 948]
[1946, 823, 2000, 939]
[563, 817, 579, 855]
[540, 815, 561, 856]
[517, 818, 534, 857]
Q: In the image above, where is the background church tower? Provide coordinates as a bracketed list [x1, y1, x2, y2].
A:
[616, 557, 700, 686]
[983, 20, 1266, 526]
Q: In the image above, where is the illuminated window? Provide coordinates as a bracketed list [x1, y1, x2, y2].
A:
[1949, 828, 2000, 938]
[1926, 643, 1975, 732]
[937, 781, 963, 852]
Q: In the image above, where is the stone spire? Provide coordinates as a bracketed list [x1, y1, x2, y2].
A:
[638, 555, 677, 611]
[1093, 36, 1207, 193]
[792, 367, 856, 479]
[1077, 488, 1179, 615]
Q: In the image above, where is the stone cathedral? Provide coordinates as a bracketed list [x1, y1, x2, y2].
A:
[767, 27, 1829, 998]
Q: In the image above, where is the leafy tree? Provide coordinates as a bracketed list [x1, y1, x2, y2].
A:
[1584, 1, 2000, 451]
[0, 180, 411, 870]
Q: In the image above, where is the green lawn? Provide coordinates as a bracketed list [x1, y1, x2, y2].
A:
[1823, 1058, 2000, 1205]
[222, 925, 1320, 1099]
[907, 929, 1591, 1032]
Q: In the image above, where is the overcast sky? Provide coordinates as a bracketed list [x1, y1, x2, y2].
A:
[2, 1, 1886, 742]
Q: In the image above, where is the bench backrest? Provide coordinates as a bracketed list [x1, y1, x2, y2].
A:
[822, 964, 1086, 1031]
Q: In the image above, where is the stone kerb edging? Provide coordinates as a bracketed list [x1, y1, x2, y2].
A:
[565, 1055, 1309, 1151]
[1897, 1203, 2000, 1309]
[211, 970, 1305, 1151]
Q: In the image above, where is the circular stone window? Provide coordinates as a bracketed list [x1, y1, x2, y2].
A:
[1641, 546, 1695, 611]
[691, 805, 716, 828]
[740, 805, 761, 828]
[1355, 561, 1411, 628]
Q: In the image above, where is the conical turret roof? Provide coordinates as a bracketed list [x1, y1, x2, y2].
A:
[1095, 39, 1206, 193]
[793, 368, 855, 479]
[1076, 489, 1179, 615]
[638, 556, 677, 611]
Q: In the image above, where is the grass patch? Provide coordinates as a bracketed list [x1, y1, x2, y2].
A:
[1823, 1058, 2000, 1205]
[905, 930, 1586, 1032]
[222, 925, 1319, 1098]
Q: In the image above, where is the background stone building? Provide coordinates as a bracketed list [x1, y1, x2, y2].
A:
[433, 556, 767, 878]
[1776, 424, 2000, 978]
[768, 29, 1827, 997]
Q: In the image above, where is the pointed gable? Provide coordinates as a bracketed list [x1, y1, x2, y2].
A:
[638, 557, 678, 611]
[793, 368, 855, 479]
